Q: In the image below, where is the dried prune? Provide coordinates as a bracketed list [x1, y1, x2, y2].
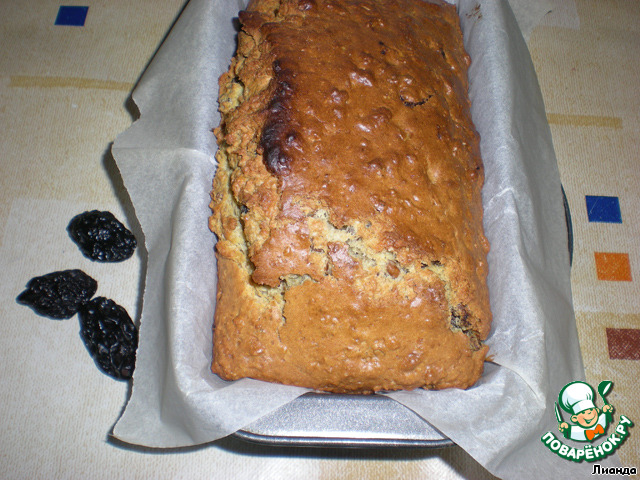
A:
[78, 297, 137, 380]
[17, 270, 98, 320]
[67, 210, 137, 262]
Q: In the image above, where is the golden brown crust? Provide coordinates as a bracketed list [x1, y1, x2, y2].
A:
[210, 0, 491, 393]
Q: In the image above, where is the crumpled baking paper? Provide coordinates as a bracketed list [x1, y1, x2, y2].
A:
[111, 0, 623, 477]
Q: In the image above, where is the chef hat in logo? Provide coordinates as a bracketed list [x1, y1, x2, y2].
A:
[560, 381, 596, 415]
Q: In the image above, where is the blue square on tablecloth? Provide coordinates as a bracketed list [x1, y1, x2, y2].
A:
[55, 6, 88, 26]
[585, 195, 622, 223]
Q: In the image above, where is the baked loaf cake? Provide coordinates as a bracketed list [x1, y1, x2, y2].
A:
[209, 0, 491, 393]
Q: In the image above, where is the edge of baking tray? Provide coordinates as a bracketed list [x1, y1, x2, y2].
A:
[233, 392, 455, 448]
[233, 187, 573, 449]
[233, 430, 454, 449]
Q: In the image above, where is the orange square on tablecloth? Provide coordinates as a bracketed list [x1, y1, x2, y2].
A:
[594, 252, 632, 281]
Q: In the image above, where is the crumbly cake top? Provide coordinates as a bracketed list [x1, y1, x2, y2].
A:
[210, 0, 491, 391]
[219, 0, 488, 331]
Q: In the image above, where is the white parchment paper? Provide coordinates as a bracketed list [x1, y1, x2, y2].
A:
[111, 0, 623, 477]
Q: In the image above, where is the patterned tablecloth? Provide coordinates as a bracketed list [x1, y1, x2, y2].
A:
[1, 1, 638, 478]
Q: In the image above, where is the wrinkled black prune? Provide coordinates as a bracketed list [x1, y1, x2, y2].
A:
[78, 297, 138, 380]
[17, 270, 98, 320]
[67, 210, 137, 262]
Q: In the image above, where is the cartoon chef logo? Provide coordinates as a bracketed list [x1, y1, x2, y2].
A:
[556, 380, 614, 442]
[542, 380, 634, 464]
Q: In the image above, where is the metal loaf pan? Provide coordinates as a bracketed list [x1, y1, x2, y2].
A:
[229, 0, 577, 448]
[235, 392, 453, 448]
